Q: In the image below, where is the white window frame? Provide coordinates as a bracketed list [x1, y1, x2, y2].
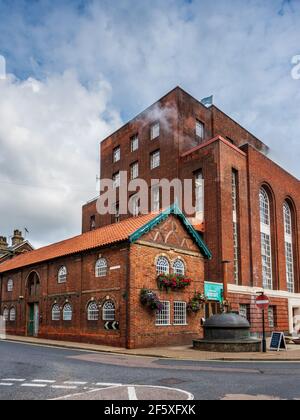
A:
[174, 301, 187, 326]
[259, 188, 273, 290]
[113, 146, 121, 163]
[7, 279, 13, 292]
[58, 266, 67, 284]
[268, 306, 275, 329]
[87, 301, 99, 321]
[9, 307, 16, 322]
[52, 304, 61, 321]
[151, 185, 160, 212]
[129, 194, 140, 217]
[232, 171, 240, 285]
[151, 123, 160, 140]
[102, 301, 115, 321]
[131, 135, 139, 152]
[195, 171, 204, 222]
[95, 258, 108, 278]
[150, 150, 160, 170]
[63, 303, 72, 321]
[3, 308, 9, 322]
[196, 119, 204, 139]
[130, 161, 139, 180]
[156, 301, 171, 326]
[173, 259, 185, 276]
[284, 202, 295, 293]
[156, 256, 170, 275]
[112, 172, 120, 189]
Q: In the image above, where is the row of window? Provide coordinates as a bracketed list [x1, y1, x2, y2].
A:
[239, 304, 277, 329]
[2, 307, 16, 322]
[112, 120, 205, 164]
[51, 301, 115, 322]
[156, 256, 185, 276]
[156, 301, 187, 326]
[230, 169, 297, 292]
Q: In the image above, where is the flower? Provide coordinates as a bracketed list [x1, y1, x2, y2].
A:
[157, 274, 192, 291]
[140, 289, 162, 311]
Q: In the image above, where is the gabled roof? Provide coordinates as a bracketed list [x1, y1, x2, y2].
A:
[0, 205, 211, 274]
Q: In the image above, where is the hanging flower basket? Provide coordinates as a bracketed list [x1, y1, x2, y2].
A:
[157, 274, 192, 291]
[140, 289, 163, 311]
[187, 292, 207, 313]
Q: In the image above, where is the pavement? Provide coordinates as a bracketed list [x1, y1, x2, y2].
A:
[4, 334, 300, 361]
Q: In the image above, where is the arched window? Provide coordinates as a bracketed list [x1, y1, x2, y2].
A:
[7, 279, 13, 292]
[102, 301, 115, 321]
[173, 259, 185, 276]
[95, 258, 108, 278]
[63, 303, 72, 321]
[284, 201, 295, 293]
[259, 188, 273, 289]
[9, 307, 16, 322]
[52, 304, 61, 321]
[58, 266, 67, 284]
[156, 257, 170, 275]
[87, 301, 99, 321]
[3, 308, 9, 322]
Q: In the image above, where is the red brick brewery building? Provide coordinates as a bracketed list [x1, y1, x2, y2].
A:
[1, 86, 300, 348]
[83, 87, 300, 337]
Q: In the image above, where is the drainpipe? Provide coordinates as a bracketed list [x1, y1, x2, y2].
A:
[222, 260, 230, 312]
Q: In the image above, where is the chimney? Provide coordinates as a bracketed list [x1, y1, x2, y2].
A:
[0, 236, 8, 252]
[12, 230, 24, 247]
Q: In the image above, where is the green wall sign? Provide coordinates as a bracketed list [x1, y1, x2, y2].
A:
[204, 282, 224, 302]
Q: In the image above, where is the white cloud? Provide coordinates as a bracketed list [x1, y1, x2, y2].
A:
[0, 70, 121, 246]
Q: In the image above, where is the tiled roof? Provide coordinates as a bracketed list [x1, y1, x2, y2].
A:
[0, 213, 155, 274]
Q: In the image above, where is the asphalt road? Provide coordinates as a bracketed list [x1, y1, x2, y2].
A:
[0, 340, 300, 400]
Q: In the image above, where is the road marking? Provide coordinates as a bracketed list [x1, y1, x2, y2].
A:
[64, 381, 87, 385]
[128, 386, 138, 400]
[51, 385, 78, 390]
[0, 383, 13, 386]
[32, 380, 56, 384]
[2, 378, 25, 382]
[21, 383, 47, 388]
[95, 382, 122, 387]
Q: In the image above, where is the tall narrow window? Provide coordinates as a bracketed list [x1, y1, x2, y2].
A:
[232, 170, 240, 284]
[7, 279, 13, 292]
[52, 304, 60, 321]
[129, 194, 140, 217]
[195, 171, 204, 222]
[95, 258, 108, 278]
[113, 203, 120, 223]
[131, 135, 139, 152]
[151, 123, 160, 140]
[58, 266, 67, 284]
[173, 259, 185, 276]
[156, 256, 170, 275]
[130, 162, 139, 180]
[112, 172, 120, 189]
[150, 150, 160, 170]
[9, 307, 16, 322]
[102, 301, 115, 321]
[156, 301, 171, 326]
[151, 185, 160, 212]
[63, 304, 72, 321]
[113, 146, 121, 163]
[284, 201, 295, 293]
[196, 120, 205, 139]
[260, 188, 273, 290]
[87, 302, 99, 321]
[90, 215, 96, 231]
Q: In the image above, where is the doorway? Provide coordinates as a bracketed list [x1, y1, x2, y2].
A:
[28, 303, 39, 337]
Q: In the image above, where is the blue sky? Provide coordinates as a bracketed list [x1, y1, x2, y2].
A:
[0, 0, 299, 246]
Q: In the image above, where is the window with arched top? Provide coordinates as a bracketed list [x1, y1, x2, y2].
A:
[283, 201, 295, 293]
[3, 308, 9, 322]
[9, 307, 16, 322]
[87, 301, 99, 321]
[156, 256, 170, 275]
[63, 303, 72, 321]
[173, 259, 185, 276]
[102, 301, 115, 321]
[259, 187, 273, 289]
[7, 279, 13, 292]
[58, 266, 67, 284]
[95, 258, 108, 278]
[52, 304, 61, 321]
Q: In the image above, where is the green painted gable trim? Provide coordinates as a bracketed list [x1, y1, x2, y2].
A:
[129, 204, 212, 260]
